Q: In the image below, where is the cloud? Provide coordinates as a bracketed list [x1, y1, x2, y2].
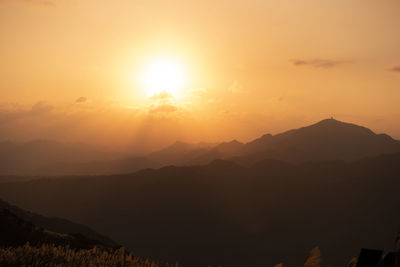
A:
[228, 80, 243, 93]
[388, 66, 400, 72]
[292, 59, 347, 68]
[187, 87, 207, 96]
[76, 97, 87, 103]
[0, 101, 145, 151]
[207, 98, 217, 104]
[149, 104, 178, 114]
[0, 101, 197, 154]
[0, 101, 54, 124]
[31, 101, 54, 114]
[150, 91, 173, 100]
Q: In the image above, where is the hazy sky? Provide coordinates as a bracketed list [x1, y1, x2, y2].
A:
[1, 0, 400, 152]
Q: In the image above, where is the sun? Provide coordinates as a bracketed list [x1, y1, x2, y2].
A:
[141, 58, 187, 98]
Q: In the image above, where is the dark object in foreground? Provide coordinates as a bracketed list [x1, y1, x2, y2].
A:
[380, 252, 400, 267]
[356, 248, 400, 267]
[356, 249, 383, 267]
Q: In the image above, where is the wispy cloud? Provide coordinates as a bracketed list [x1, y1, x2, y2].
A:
[149, 104, 177, 114]
[76, 97, 87, 103]
[388, 66, 400, 73]
[292, 59, 347, 68]
[0, 101, 186, 153]
[31, 101, 54, 114]
[150, 91, 173, 100]
[228, 80, 243, 94]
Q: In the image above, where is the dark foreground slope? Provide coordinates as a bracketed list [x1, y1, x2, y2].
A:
[0, 209, 111, 249]
[1, 153, 400, 266]
[0, 201, 179, 267]
[0, 207, 177, 267]
[0, 199, 117, 247]
[0, 244, 176, 267]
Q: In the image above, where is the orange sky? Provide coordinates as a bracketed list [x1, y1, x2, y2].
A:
[1, 0, 400, 152]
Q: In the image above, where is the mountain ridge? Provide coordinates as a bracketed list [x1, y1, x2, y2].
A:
[1, 118, 399, 176]
[0, 199, 118, 247]
[1, 152, 400, 266]
[196, 118, 400, 165]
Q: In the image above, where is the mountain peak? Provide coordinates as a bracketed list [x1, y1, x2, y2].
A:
[317, 117, 341, 123]
[315, 117, 353, 126]
[306, 118, 376, 136]
[225, 139, 242, 145]
[215, 139, 244, 149]
[234, 118, 400, 164]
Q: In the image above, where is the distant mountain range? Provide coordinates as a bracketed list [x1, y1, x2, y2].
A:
[1, 152, 400, 266]
[228, 118, 400, 165]
[0, 140, 123, 176]
[1, 118, 399, 176]
[1, 119, 399, 266]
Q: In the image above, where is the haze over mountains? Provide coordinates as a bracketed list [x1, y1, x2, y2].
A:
[1, 119, 400, 266]
[0, 140, 123, 176]
[1, 118, 400, 176]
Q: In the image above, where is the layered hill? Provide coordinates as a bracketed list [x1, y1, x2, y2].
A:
[0, 209, 110, 249]
[1, 119, 399, 176]
[1, 152, 400, 266]
[0, 199, 117, 248]
[141, 118, 400, 166]
[0, 201, 176, 267]
[231, 118, 400, 165]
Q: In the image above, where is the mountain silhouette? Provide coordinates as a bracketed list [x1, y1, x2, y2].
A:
[0, 199, 117, 248]
[0, 209, 114, 249]
[232, 118, 400, 164]
[1, 152, 400, 266]
[0, 119, 399, 176]
[179, 118, 400, 165]
[148, 141, 216, 165]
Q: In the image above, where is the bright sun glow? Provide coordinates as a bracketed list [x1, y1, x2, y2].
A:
[141, 58, 187, 98]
